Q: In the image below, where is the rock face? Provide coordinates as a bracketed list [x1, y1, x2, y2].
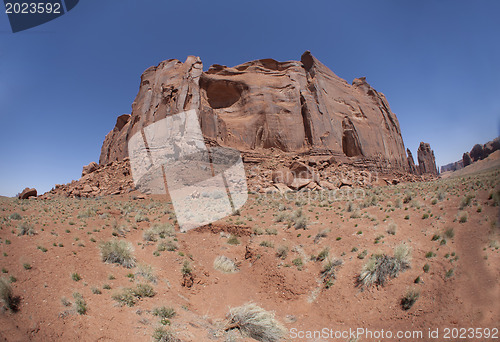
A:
[19, 187, 37, 199]
[99, 52, 408, 172]
[406, 148, 417, 174]
[417, 142, 438, 175]
[82, 162, 98, 177]
[441, 137, 500, 173]
[441, 160, 463, 173]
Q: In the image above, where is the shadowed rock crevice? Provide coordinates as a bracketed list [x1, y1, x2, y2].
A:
[341, 117, 362, 157]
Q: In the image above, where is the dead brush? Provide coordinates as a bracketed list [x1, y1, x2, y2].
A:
[224, 303, 286, 342]
[358, 244, 411, 288]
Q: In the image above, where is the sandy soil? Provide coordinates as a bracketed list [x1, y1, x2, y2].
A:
[1, 168, 499, 342]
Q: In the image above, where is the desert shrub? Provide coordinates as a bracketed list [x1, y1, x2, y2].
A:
[17, 222, 35, 236]
[458, 211, 468, 223]
[152, 306, 176, 319]
[358, 244, 411, 288]
[227, 235, 240, 245]
[112, 283, 155, 307]
[444, 228, 455, 239]
[313, 229, 329, 244]
[77, 208, 96, 219]
[181, 261, 192, 275]
[99, 239, 136, 268]
[274, 212, 288, 223]
[143, 223, 175, 241]
[265, 228, 278, 235]
[320, 258, 342, 286]
[152, 327, 179, 342]
[225, 303, 286, 342]
[73, 292, 87, 315]
[292, 258, 303, 268]
[395, 198, 403, 208]
[0, 277, 17, 311]
[387, 223, 397, 235]
[316, 247, 329, 261]
[112, 288, 136, 306]
[346, 201, 355, 212]
[135, 213, 149, 222]
[214, 256, 238, 273]
[401, 288, 420, 310]
[423, 264, 430, 272]
[259, 241, 274, 248]
[91, 287, 102, 295]
[293, 216, 307, 230]
[431, 234, 440, 241]
[459, 194, 474, 210]
[349, 210, 361, 219]
[71, 272, 81, 281]
[135, 263, 157, 283]
[275, 245, 288, 260]
[9, 213, 21, 220]
[133, 283, 155, 297]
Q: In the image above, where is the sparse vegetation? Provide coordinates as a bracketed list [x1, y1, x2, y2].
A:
[401, 288, 420, 310]
[17, 222, 35, 236]
[358, 244, 411, 288]
[0, 277, 17, 311]
[99, 239, 136, 268]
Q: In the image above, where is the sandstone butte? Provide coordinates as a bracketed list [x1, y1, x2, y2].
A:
[100, 51, 419, 172]
[45, 52, 440, 198]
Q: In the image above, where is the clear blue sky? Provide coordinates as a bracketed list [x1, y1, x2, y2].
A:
[1, 0, 499, 196]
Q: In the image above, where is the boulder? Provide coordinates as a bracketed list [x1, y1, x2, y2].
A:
[289, 178, 312, 190]
[82, 162, 98, 176]
[19, 187, 37, 199]
[470, 144, 485, 162]
[271, 168, 294, 186]
[463, 152, 472, 167]
[289, 161, 318, 181]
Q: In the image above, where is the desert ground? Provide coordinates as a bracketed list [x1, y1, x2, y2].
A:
[1, 167, 499, 342]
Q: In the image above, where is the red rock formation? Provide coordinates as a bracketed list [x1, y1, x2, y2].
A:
[406, 148, 417, 174]
[99, 52, 408, 172]
[417, 142, 438, 175]
[19, 187, 37, 199]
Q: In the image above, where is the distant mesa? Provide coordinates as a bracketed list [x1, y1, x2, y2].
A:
[441, 137, 500, 173]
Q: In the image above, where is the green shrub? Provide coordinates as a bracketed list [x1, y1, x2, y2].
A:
[227, 235, 240, 245]
[401, 288, 420, 310]
[152, 327, 179, 342]
[73, 292, 87, 315]
[99, 239, 136, 268]
[71, 272, 81, 281]
[152, 306, 176, 319]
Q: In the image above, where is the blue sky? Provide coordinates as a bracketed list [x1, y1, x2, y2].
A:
[1, 0, 499, 196]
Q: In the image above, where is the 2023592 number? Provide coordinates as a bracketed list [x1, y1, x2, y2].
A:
[443, 327, 498, 339]
[5, 2, 61, 14]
